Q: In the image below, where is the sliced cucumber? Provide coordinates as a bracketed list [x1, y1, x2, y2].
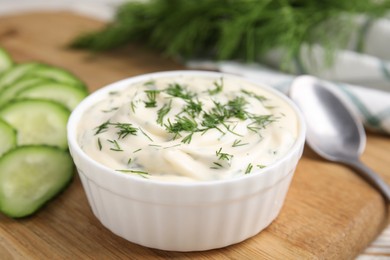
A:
[0, 119, 16, 156]
[0, 145, 73, 218]
[0, 77, 49, 107]
[0, 100, 70, 149]
[27, 65, 86, 90]
[15, 82, 88, 111]
[0, 47, 13, 74]
[0, 63, 41, 92]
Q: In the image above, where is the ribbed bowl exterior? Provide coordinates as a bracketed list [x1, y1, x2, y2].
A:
[68, 71, 306, 251]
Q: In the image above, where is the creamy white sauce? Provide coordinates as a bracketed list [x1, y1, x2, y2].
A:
[77, 75, 298, 182]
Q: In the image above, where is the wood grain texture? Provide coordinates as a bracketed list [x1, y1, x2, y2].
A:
[0, 11, 389, 259]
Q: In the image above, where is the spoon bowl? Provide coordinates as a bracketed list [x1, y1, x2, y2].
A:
[289, 75, 390, 202]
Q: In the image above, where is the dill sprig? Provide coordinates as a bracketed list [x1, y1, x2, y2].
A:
[108, 139, 123, 151]
[116, 169, 149, 178]
[112, 122, 138, 139]
[157, 100, 172, 125]
[165, 116, 198, 141]
[144, 89, 160, 108]
[165, 83, 194, 100]
[208, 78, 224, 95]
[70, 0, 390, 69]
[94, 121, 138, 139]
[216, 147, 233, 162]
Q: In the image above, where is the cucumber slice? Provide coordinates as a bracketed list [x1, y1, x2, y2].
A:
[0, 100, 70, 149]
[0, 145, 73, 218]
[0, 63, 41, 92]
[27, 65, 86, 90]
[15, 82, 88, 111]
[0, 119, 16, 156]
[0, 77, 49, 107]
[0, 47, 13, 74]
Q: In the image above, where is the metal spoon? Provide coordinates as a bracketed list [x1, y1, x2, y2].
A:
[289, 75, 390, 202]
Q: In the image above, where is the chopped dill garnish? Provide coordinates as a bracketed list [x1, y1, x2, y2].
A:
[102, 107, 119, 113]
[226, 96, 248, 120]
[165, 116, 198, 141]
[144, 89, 160, 108]
[201, 101, 226, 131]
[139, 127, 154, 142]
[216, 147, 233, 162]
[181, 132, 194, 144]
[94, 121, 110, 135]
[130, 101, 137, 113]
[133, 148, 142, 153]
[257, 164, 266, 169]
[247, 115, 275, 132]
[208, 78, 224, 95]
[108, 139, 123, 151]
[241, 89, 267, 102]
[183, 98, 202, 117]
[108, 91, 119, 96]
[163, 143, 182, 149]
[143, 80, 155, 86]
[232, 139, 248, 147]
[127, 157, 132, 164]
[111, 122, 138, 139]
[157, 100, 172, 125]
[245, 163, 253, 174]
[116, 169, 149, 178]
[97, 138, 102, 150]
[211, 162, 224, 169]
[148, 144, 162, 147]
[165, 83, 194, 100]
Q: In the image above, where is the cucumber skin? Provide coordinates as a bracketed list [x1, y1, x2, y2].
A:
[0, 119, 16, 156]
[0, 145, 74, 218]
[0, 99, 71, 149]
[14, 82, 88, 111]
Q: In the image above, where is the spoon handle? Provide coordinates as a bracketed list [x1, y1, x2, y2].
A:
[344, 158, 390, 202]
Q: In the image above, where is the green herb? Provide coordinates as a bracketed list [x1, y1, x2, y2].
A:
[130, 101, 137, 113]
[226, 96, 248, 120]
[133, 148, 142, 153]
[127, 157, 132, 164]
[241, 89, 267, 103]
[245, 163, 253, 174]
[215, 147, 233, 162]
[116, 169, 149, 178]
[70, 0, 390, 70]
[144, 80, 155, 86]
[232, 139, 248, 147]
[139, 127, 154, 142]
[257, 164, 266, 169]
[108, 139, 123, 151]
[94, 121, 110, 135]
[144, 90, 160, 108]
[208, 78, 223, 95]
[102, 107, 119, 113]
[201, 101, 227, 131]
[165, 116, 198, 141]
[111, 122, 138, 139]
[211, 162, 224, 169]
[247, 115, 275, 133]
[183, 99, 202, 118]
[165, 83, 194, 100]
[97, 138, 102, 150]
[157, 101, 172, 125]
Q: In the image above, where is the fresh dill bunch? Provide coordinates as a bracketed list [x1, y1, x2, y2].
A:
[70, 0, 390, 68]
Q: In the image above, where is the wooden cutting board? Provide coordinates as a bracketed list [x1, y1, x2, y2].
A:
[0, 11, 389, 259]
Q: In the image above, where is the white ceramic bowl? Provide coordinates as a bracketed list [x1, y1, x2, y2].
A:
[67, 71, 306, 251]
